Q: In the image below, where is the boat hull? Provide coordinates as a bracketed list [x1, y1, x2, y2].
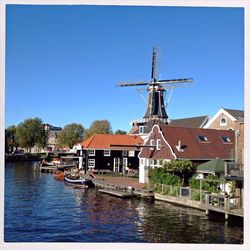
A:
[64, 174, 95, 188]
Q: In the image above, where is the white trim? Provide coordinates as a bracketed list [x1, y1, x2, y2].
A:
[139, 126, 144, 134]
[150, 139, 155, 150]
[199, 116, 209, 128]
[203, 108, 237, 128]
[113, 158, 120, 172]
[88, 159, 95, 169]
[103, 149, 110, 156]
[88, 149, 95, 156]
[220, 117, 227, 126]
[156, 139, 161, 150]
[138, 124, 177, 160]
[128, 150, 135, 157]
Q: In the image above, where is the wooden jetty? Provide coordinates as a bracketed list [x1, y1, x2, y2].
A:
[40, 165, 57, 173]
[155, 192, 243, 219]
[99, 189, 135, 197]
[40, 164, 76, 173]
[92, 178, 153, 198]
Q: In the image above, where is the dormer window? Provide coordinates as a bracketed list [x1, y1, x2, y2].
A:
[221, 136, 231, 143]
[139, 126, 144, 134]
[220, 117, 227, 126]
[198, 135, 208, 142]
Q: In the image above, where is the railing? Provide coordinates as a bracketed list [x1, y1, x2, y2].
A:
[153, 183, 242, 210]
[225, 162, 244, 178]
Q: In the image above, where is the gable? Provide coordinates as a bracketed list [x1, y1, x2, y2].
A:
[204, 108, 244, 128]
[139, 125, 176, 160]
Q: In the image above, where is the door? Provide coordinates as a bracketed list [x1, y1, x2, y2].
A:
[113, 158, 120, 172]
[123, 158, 128, 174]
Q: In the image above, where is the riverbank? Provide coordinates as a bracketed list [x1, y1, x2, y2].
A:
[5, 153, 41, 162]
[88, 175, 243, 220]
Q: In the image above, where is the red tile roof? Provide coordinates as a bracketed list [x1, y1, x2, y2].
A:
[82, 134, 143, 149]
[139, 125, 235, 160]
[161, 126, 234, 160]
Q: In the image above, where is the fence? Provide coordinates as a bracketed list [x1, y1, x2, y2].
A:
[153, 183, 241, 210]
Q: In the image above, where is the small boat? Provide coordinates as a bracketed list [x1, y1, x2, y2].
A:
[53, 171, 65, 181]
[64, 174, 95, 188]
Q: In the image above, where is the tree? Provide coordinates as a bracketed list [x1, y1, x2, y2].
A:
[16, 118, 48, 153]
[5, 125, 19, 153]
[162, 159, 194, 185]
[57, 123, 84, 148]
[115, 129, 127, 135]
[84, 120, 112, 139]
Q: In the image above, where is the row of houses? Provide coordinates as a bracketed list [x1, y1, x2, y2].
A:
[73, 107, 244, 184]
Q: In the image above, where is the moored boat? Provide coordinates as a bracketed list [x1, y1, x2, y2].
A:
[64, 174, 95, 188]
[53, 171, 65, 181]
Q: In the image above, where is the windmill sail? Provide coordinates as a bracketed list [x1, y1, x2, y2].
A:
[116, 47, 193, 124]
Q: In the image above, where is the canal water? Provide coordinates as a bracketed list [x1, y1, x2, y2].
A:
[4, 161, 243, 243]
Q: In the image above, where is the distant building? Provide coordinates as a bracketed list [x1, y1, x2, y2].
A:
[204, 108, 244, 163]
[44, 124, 62, 152]
[27, 123, 62, 153]
[138, 124, 235, 183]
[169, 115, 209, 128]
[81, 134, 143, 173]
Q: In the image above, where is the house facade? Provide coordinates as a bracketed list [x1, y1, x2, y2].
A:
[204, 108, 244, 163]
[138, 125, 235, 183]
[81, 134, 143, 173]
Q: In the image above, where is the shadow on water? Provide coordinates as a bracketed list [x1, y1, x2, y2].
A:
[4, 161, 244, 243]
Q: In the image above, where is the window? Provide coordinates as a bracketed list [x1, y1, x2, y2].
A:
[220, 117, 227, 126]
[88, 159, 95, 169]
[128, 151, 135, 157]
[104, 150, 110, 156]
[197, 135, 208, 142]
[139, 126, 144, 134]
[156, 139, 161, 150]
[221, 136, 231, 143]
[88, 149, 95, 156]
[150, 159, 159, 168]
[150, 139, 155, 150]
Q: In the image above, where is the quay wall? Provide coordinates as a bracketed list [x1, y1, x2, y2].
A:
[154, 193, 203, 211]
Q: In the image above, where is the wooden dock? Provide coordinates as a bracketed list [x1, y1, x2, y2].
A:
[40, 165, 57, 173]
[40, 164, 76, 173]
[99, 189, 135, 197]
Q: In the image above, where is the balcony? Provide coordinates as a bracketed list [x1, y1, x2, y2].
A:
[225, 162, 244, 181]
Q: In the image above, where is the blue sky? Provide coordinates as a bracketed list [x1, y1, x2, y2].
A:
[5, 5, 244, 132]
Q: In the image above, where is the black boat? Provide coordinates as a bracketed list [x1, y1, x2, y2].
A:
[64, 174, 95, 188]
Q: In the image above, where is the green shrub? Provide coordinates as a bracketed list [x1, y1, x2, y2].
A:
[191, 190, 201, 201]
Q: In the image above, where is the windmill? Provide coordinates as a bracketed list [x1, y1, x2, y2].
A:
[116, 47, 193, 125]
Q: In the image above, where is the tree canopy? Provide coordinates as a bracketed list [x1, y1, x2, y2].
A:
[84, 120, 112, 139]
[115, 129, 127, 135]
[162, 159, 195, 185]
[57, 123, 84, 148]
[16, 118, 48, 152]
[5, 125, 18, 153]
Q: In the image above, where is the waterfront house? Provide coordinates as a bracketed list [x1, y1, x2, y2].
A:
[138, 124, 235, 183]
[81, 134, 143, 173]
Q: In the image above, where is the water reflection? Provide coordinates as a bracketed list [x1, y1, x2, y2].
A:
[4, 162, 243, 243]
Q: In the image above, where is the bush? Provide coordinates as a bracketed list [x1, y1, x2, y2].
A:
[191, 190, 201, 201]
[188, 175, 221, 194]
[149, 167, 182, 186]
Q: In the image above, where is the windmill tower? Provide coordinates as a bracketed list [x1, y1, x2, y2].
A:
[117, 47, 193, 134]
